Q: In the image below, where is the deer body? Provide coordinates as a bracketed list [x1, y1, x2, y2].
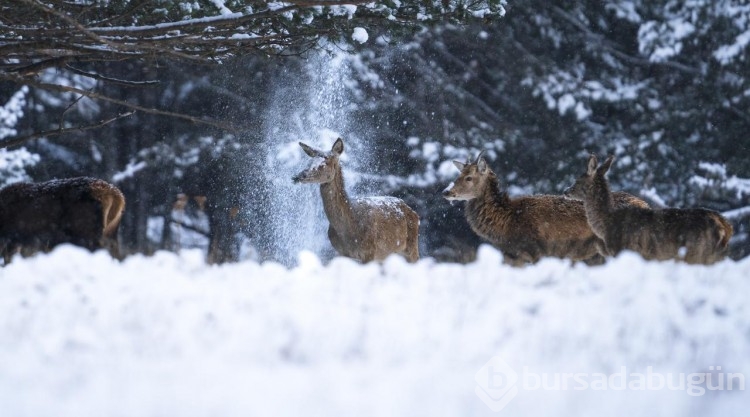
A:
[294, 138, 419, 263]
[0, 177, 125, 263]
[564, 155, 732, 264]
[443, 154, 649, 266]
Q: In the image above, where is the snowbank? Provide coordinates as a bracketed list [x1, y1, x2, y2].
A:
[0, 245, 748, 416]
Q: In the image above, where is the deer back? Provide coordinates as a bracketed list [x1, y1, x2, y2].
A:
[0, 177, 125, 262]
[348, 196, 419, 260]
[568, 154, 731, 264]
[605, 206, 731, 264]
[462, 174, 601, 264]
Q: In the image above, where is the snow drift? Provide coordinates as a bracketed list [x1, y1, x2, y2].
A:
[0, 245, 748, 416]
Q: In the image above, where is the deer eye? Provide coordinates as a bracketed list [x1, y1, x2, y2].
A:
[465, 176, 473, 182]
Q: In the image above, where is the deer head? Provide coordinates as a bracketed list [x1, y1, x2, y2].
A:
[292, 138, 344, 184]
[563, 154, 614, 200]
[442, 151, 492, 201]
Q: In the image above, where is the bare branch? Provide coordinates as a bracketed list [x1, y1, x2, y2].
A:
[65, 65, 161, 87]
[1, 73, 249, 133]
[169, 219, 210, 237]
[0, 0, 503, 139]
[1, 111, 136, 148]
[1, 0, 502, 70]
[60, 92, 86, 128]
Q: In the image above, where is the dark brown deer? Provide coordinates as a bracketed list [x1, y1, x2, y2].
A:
[442, 152, 650, 266]
[292, 138, 420, 263]
[0, 177, 125, 264]
[564, 154, 733, 264]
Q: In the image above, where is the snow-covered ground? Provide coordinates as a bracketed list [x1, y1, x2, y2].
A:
[0, 245, 748, 417]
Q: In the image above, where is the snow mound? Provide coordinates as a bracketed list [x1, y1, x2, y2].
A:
[352, 27, 369, 44]
[0, 245, 748, 416]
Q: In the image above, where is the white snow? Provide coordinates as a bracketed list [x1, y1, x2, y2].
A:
[112, 160, 147, 183]
[698, 162, 728, 177]
[352, 27, 369, 44]
[0, 147, 39, 187]
[438, 160, 459, 180]
[0, 86, 28, 140]
[0, 245, 748, 416]
[638, 18, 695, 63]
[333, 5, 358, 19]
[714, 30, 750, 65]
[422, 141, 440, 162]
[307, 155, 327, 170]
[90, 12, 244, 33]
[724, 205, 750, 220]
[209, 0, 233, 15]
[358, 196, 405, 217]
[640, 187, 668, 208]
[690, 162, 750, 200]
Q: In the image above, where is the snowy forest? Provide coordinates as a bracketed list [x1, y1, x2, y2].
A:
[3, 3, 750, 416]
[2, 0, 750, 264]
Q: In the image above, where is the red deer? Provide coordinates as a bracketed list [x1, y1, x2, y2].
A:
[563, 154, 732, 264]
[292, 138, 420, 262]
[442, 152, 650, 266]
[0, 177, 125, 264]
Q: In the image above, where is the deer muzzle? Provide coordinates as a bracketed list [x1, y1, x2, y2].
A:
[292, 170, 312, 184]
[442, 183, 458, 201]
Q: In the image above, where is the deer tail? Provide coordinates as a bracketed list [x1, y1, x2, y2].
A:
[405, 209, 420, 262]
[90, 180, 126, 237]
[709, 212, 733, 250]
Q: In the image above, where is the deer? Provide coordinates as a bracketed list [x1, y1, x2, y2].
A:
[292, 138, 420, 263]
[442, 152, 650, 266]
[0, 177, 125, 264]
[563, 154, 733, 264]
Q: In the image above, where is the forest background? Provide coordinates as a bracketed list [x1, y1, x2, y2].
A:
[2, 0, 749, 265]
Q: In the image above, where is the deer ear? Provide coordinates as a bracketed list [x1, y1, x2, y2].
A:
[331, 138, 344, 155]
[453, 160, 466, 171]
[587, 154, 598, 176]
[477, 156, 488, 174]
[299, 142, 318, 157]
[599, 155, 614, 175]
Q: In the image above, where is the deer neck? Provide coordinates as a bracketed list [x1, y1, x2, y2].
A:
[472, 174, 511, 208]
[584, 176, 614, 238]
[319, 168, 357, 235]
[466, 174, 513, 229]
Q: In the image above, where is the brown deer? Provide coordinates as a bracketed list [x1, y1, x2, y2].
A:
[292, 138, 420, 263]
[442, 152, 650, 266]
[0, 177, 125, 264]
[563, 154, 733, 264]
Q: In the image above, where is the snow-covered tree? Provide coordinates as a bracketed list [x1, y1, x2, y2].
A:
[331, 0, 750, 259]
[0, 86, 39, 186]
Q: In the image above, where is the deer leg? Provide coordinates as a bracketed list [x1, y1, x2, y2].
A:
[1, 241, 13, 265]
[593, 238, 609, 257]
[501, 252, 526, 267]
[404, 217, 420, 263]
[583, 253, 606, 266]
[100, 235, 122, 260]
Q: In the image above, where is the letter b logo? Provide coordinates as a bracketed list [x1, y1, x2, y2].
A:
[475, 356, 518, 412]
